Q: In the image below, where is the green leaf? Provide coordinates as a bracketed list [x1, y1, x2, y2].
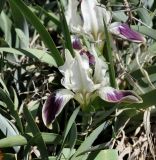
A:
[35, 6, 60, 27]
[68, 122, 77, 150]
[0, 114, 20, 152]
[131, 66, 156, 80]
[128, 89, 156, 109]
[15, 28, 29, 48]
[0, 48, 57, 66]
[137, 8, 153, 27]
[58, 2, 74, 56]
[0, 78, 10, 95]
[21, 49, 57, 66]
[27, 100, 40, 119]
[71, 122, 106, 160]
[57, 107, 80, 159]
[60, 148, 76, 160]
[112, 11, 128, 22]
[9, 0, 25, 29]
[0, 87, 23, 133]
[0, 133, 62, 148]
[132, 25, 156, 40]
[0, 11, 12, 46]
[62, 107, 80, 145]
[148, 43, 156, 54]
[12, 87, 19, 110]
[103, 20, 116, 88]
[9, 0, 63, 66]
[94, 149, 118, 160]
[23, 106, 49, 160]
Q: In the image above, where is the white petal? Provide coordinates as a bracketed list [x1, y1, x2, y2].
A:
[59, 50, 74, 89]
[81, 0, 111, 40]
[59, 49, 73, 75]
[42, 89, 74, 129]
[109, 22, 121, 36]
[70, 52, 95, 93]
[65, 0, 82, 32]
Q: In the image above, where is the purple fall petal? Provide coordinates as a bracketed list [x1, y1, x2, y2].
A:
[42, 89, 74, 129]
[80, 49, 95, 65]
[110, 22, 146, 43]
[99, 87, 143, 103]
[119, 24, 146, 43]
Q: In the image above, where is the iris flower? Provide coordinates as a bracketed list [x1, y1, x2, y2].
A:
[66, 0, 146, 43]
[42, 50, 142, 129]
[66, 0, 111, 42]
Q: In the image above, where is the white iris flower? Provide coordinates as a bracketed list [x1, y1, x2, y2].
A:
[66, 0, 146, 43]
[66, 0, 111, 42]
[42, 50, 142, 129]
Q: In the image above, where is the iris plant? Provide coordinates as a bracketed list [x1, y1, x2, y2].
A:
[42, 49, 142, 129]
[42, 0, 145, 129]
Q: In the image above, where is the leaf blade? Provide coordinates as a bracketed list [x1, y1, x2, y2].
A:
[9, 0, 63, 66]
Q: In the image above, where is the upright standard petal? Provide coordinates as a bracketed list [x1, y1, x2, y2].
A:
[98, 87, 143, 103]
[81, 0, 111, 41]
[42, 89, 74, 129]
[110, 22, 146, 43]
[70, 52, 95, 93]
[65, 0, 82, 32]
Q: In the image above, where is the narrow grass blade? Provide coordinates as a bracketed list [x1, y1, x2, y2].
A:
[9, 0, 63, 66]
[57, 107, 80, 159]
[9, 0, 25, 29]
[58, 1, 74, 56]
[62, 107, 80, 145]
[12, 87, 19, 110]
[23, 106, 49, 160]
[71, 122, 106, 160]
[103, 20, 116, 88]
[68, 122, 77, 150]
[0, 78, 10, 95]
[9, 0, 29, 48]
[0, 87, 23, 133]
